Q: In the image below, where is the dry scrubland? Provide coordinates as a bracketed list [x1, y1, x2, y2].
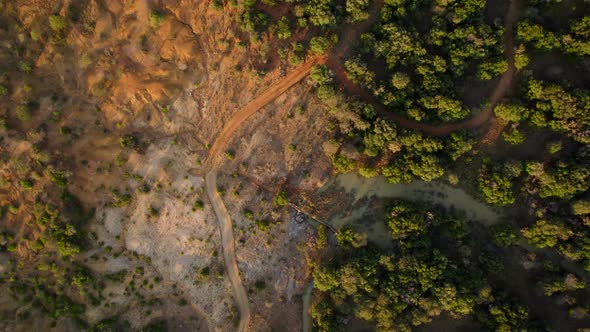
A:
[0, 0, 332, 330]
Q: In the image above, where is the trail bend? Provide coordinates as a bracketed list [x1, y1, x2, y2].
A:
[204, 56, 322, 332]
[327, 0, 520, 137]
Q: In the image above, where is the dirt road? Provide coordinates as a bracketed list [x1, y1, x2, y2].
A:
[205, 171, 251, 332]
[204, 57, 323, 332]
[206, 56, 324, 166]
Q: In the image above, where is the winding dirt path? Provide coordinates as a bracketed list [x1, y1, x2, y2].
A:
[206, 56, 324, 167]
[327, 0, 520, 137]
[205, 171, 251, 332]
[204, 57, 323, 332]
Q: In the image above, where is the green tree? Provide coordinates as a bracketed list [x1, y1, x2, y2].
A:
[387, 202, 430, 240]
[478, 171, 515, 206]
[391, 72, 410, 90]
[344, 57, 375, 87]
[363, 119, 397, 157]
[331, 153, 356, 173]
[534, 165, 589, 199]
[517, 21, 561, 52]
[563, 16, 590, 56]
[477, 58, 508, 80]
[276, 16, 292, 40]
[494, 103, 528, 122]
[521, 220, 573, 248]
[346, 0, 370, 22]
[489, 223, 518, 246]
[316, 225, 328, 248]
[572, 199, 590, 215]
[406, 154, 445, 181]
[420, 95, 469, 121]
[305, 0, 338, 27]
[310, 64, 333, 85]
[336, 226, 367, 248]
[502, 127, 526, 145]
[310, 36, 331, 54]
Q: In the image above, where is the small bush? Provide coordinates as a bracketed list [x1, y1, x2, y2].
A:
[30, 28, 42, 41]
[18, 62, 33, 74]
[254, 280, 266, 290]
[273, 191, 288, 208]
[49, 15, 67, 32]
[15, 105, 31, 121]
[149, 10, 165, 28]
[9, 205, 19, 214]
[19, 179, 34, 190]
[193, 200, 204, 211]
[148, 206, 159, 217]
[119, 135, 139, 150]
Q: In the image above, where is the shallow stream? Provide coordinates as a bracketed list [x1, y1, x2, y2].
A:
[325, 172, 500, 247]
[302, 173, 501, 325]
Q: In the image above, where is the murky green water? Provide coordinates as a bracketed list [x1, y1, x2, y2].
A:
[302, 281, 314, 332]
[303, 173, 501, 324]
[327, 173, 500, 247]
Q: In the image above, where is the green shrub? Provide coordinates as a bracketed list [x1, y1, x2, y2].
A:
[9, 205, 19, 214]
[255, 219, 270, 231]
[149, 10, 165, 28]
[30, 28, 42, 41]
[18, 62, 33, 74]
[15, 104, 31, 121]
[111, 190, 131, 207]
[48, 170, 68, 188]
[19, 179, 34, 190]
[193, 200, 204, 211]
[546, 141, 562, 154]
[49, 15, 67, 32]
[119, 135, 139, 150]
[274, 191, 288, 208]
[254, 280, 266, 290]
[148, 206, 159, 217]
